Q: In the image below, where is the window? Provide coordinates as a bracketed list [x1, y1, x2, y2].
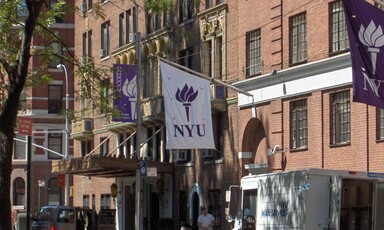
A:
[290, 99, 308, 150]
[100, 137, 109, 156]
[206, 0, 213, 9]
[179, 47, 194, 69]
[100, 194, 111, 209]
[173, 149, 192, 163]
[81, 140, 93, 157]
[57, 209, 75, 223]
[100, 21, 110, 58]
[330, 1, 349, 53]
[180, 0, 194, 23]
[246, 29, 261, 77]
[203, 36, 223, 80]
[14, 134, 26, 160]
[119, 13, 125, 47]
[48, 130, 62, 159]
[48, 85, 62, 114]
[290, 13, 307, 64]
[88, 0, 93, 10]
[88, 30, 92, 58]
[146, 12, 161, 34]
[48, 43, 62, 69]
[13, 177, 25, 206]
[83, 195, 90, 208]
[82, 33, 87, 58]
[145, 126, 163, 161]
[331, 90, 350, 145]
[17, 0, 27, 20]
[100, 80, 109, 114]
[48, 178, 61, 205]
[376, 108, 384, 140]
[208, 190, 221, 228]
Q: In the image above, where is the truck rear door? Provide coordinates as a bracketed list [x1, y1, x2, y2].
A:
[373, 181, 384, 230]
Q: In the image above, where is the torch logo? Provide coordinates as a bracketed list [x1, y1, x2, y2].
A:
[122, 75, 137, 120]
[175, 84, 198, 122]
[359, 20, 384, 75]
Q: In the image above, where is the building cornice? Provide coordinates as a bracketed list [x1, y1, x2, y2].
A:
[233, 52, 351, 91]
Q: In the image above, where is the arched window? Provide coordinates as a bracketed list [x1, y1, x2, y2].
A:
[13, 177, 25, 206]
[48, 178, 61, 205]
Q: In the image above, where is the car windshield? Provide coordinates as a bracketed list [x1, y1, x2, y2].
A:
[37, 207, 54, 221]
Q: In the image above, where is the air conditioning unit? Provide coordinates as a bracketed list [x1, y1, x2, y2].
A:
[78, 3, 87, 14]
[210, 84, 226, 99]
[100, 49, 106, 57]
[200, 149, 213, 158]
[173, 150, 188, 161]
[129, 33, 136, 43]
[79, 56, 87, 64]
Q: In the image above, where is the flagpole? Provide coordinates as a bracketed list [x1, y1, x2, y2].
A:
[157, 56, 253, 97]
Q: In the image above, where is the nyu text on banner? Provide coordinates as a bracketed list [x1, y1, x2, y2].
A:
[343, 0, 384, 108]
[160, 61, 215, 149]
[112, 64, 138, 122]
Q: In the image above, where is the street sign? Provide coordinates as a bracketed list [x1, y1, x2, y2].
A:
[147, 167, 157, 177]
[18, 117, 32, 136]
[139, 161, 147, 176]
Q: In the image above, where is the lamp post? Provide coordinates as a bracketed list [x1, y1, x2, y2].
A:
[57, 64, 70, 206]
[38, 180, 45, 211]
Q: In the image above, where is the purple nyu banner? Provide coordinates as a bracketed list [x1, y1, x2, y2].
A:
[343, 0, 384, 108]
[112, 64, 138, 122]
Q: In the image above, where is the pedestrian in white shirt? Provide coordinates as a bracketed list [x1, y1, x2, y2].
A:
[197, 207, 215, 230]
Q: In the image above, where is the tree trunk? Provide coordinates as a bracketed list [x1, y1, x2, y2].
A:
[0, 118, 16, 230]
[0, 1, 43, 229]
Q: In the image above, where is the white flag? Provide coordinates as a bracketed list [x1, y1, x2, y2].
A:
[160, 61, 215, 149]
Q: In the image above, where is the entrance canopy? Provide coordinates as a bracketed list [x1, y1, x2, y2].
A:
[51, 156, 173, 178]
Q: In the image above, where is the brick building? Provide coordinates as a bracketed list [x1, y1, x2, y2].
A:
[231, 0, 384, 222]
[52, 0, 384, 230]
[11, 0, 75, 217]
[51, 0, 244, 229]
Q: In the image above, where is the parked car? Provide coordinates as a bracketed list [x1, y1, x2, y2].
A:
[31, 206, 78, 230]
[31, 206, 114, 230]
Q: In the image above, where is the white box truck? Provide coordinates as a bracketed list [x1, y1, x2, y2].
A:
[226, 168, 384, 230]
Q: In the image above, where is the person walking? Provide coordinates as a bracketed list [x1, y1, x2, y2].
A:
[197, 207, 214, 230]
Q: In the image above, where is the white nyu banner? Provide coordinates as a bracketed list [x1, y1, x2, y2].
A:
[160, 61, 215, 149]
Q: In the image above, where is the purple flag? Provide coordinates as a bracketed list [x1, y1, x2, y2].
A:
[112, 64, 138, 122]
[343, 0, 384, 108]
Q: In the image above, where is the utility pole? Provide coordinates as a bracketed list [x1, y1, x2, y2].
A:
[57, 64, 70, 206]
[134, 1, 143, 229]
